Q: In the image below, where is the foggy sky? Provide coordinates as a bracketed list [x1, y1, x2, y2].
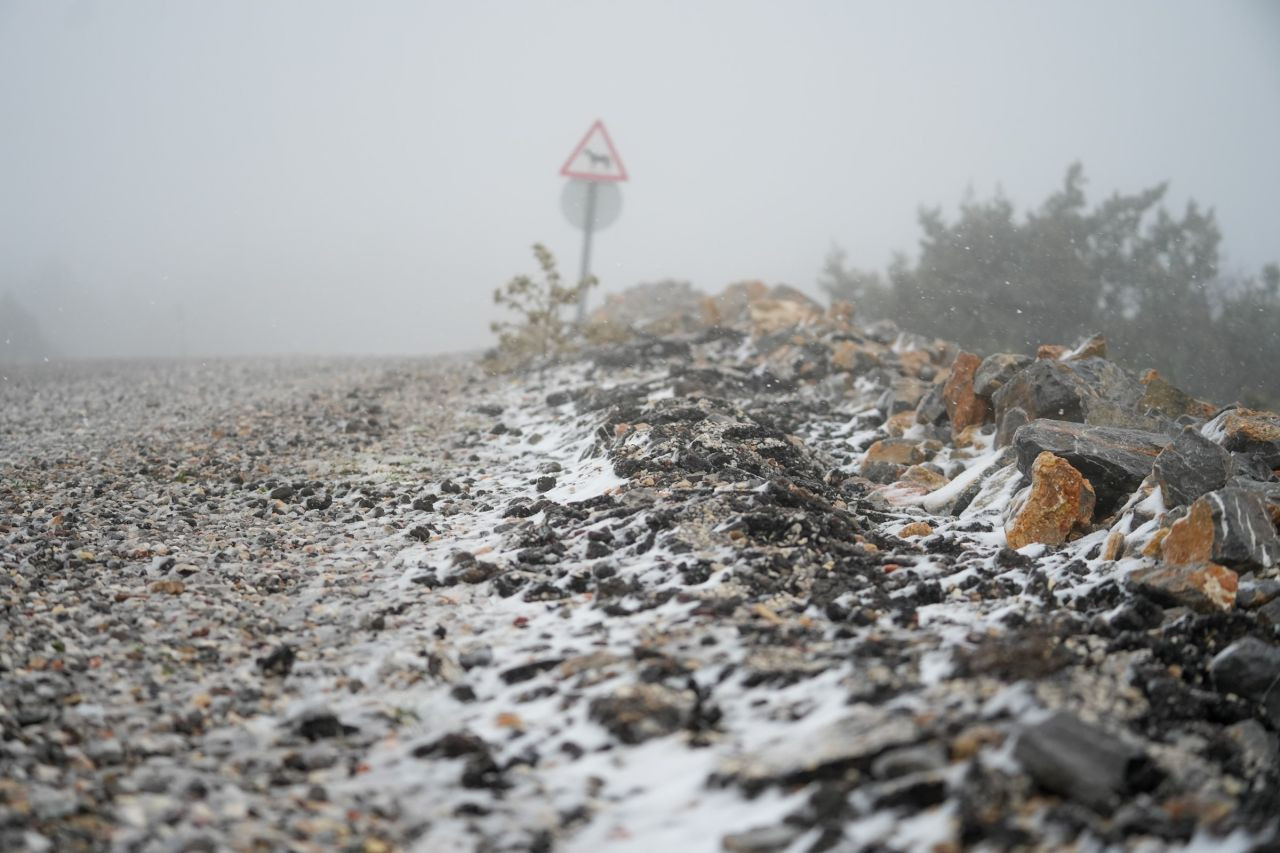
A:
[2, 0, 1278, 360]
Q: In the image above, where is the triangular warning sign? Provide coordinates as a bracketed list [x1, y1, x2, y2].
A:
[560, 120, 628, 182]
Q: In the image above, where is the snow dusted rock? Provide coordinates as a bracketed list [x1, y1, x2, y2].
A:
[1202, 406, 1280, 469]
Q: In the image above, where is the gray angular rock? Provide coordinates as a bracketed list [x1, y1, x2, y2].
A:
[1152, 426, 1233, 507]
[713, 705, 921, 792]
[1013, 711, 1161, 814]
[1220, 720, 1278, 778]
[588, 684, 695, 745]
[1012, 419, 1170, 514]
[993, 361, 1092, 440]
[973, 353, 1032, 399]
[1209, 638, 1280, 727]
[914, 382, 948, 427]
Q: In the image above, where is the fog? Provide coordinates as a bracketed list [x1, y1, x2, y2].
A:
[2, 0, 1277, 360]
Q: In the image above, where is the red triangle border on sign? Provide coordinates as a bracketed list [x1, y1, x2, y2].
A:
[560, 120, 628, 182]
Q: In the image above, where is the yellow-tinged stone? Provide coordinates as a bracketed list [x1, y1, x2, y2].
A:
[1141, 527, 1170, 558]
[898, 521, 934, 538]
[1102, 529, 1126, 562]
[900, 464, 949, 491]
[1005, 452, 1096, 549]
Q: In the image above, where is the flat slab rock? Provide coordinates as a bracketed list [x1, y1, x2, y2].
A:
[1012, 419, 1170, 514]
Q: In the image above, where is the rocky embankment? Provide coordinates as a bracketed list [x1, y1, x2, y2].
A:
[2, 285, 1279, 852]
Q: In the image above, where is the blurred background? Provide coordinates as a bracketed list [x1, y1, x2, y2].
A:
[1, 0, 1277, 388]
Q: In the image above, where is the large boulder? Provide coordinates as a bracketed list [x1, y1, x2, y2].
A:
[992, 357, 1154, 446]
[1005, 452, 1096, 549]
[1012, 420, 1170, 515]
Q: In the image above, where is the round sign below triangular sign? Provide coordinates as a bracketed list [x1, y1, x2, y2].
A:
[560, 180, 622, 232]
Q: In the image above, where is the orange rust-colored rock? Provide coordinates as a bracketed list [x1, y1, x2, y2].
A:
[1036, 344, 1068, 360]
[884, 410, 917, 437]
[830, 339, 880, 373]
[1005, 452, 1097, 549]
[942, 351, 989, 438]
[898, 521, 935, 538]
[1161, 498, 1216, 565]
[864, 438, 926, 467]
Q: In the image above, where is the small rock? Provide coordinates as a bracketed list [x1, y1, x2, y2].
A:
[588, 684, 695, 745]
[862, 438, 926, 468]
[294, 708, 358, 741]
[897, 521, 934, 538]
[258, 643, 296, 677]
[870, 741, 948, 779]
[1209, 638, 1280, 727]
[720, 825, 803, 853]
[1061, 332, 1107, 361]
[535, 476, 557, 493]
[1014, 711, 1161, 813]
[1005, 452, 1095, 549]
[1219, 720, 1278, 778]
[269, 484, 295, 501]
[1101, 529, 1126, 561]
[914, 383, 948, 427]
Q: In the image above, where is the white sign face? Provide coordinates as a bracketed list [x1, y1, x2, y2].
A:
[560, 179, 622, 231]
[560, 120, 628, 182]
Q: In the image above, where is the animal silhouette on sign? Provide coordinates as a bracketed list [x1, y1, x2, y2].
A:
[584, 149, 611, 169]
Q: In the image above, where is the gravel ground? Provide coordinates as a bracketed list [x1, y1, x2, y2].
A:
[2, 351, 1277, 853]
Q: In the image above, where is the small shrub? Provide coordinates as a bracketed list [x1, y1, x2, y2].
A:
[488, 244, 595, 371]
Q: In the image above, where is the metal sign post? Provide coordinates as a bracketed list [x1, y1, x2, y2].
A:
[559, 120, 628, 323]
